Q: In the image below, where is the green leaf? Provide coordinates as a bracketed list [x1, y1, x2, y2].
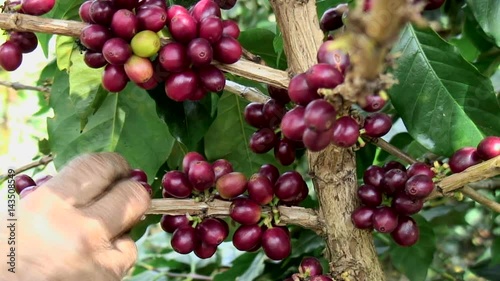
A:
[492, 235, 500, 264]
[68, 50, 105, 129]
[55, 36, 75, 71]
[290, 230, 325, 258]
[47, 71, 174, 181]
[389, 215, 436, 281]
[389, 25, 500, 156]
[466, 0, 500, 47]
[38, 138, 51, 156]
[239, 28, 287, 70]
[204, 91, 285, 177]
[213, 252, 266, 281]
[316, 0, 347, 16]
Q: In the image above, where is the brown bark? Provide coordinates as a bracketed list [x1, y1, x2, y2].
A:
[269, 0, 385, 280]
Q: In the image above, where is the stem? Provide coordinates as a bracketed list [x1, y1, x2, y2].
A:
[0, 80, 50, 92]
[0, 155, 53, 181]
[460, 186, 500, 213]
[146, 198, 323, 234]
[365, 136, 416, 165]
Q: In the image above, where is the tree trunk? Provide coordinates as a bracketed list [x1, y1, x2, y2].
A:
[269, 1, 385, 280]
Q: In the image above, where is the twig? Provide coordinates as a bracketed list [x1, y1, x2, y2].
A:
[0, 13, 290, 89]
[364, 137, 417, 165]
[0, 155, 53, 181]
[469, 178, 500, 190]
[146, 198, 323, 234]
[460, 186, 500, 213]
[224, 80, 269, 103]
[0, 80, 50, 92]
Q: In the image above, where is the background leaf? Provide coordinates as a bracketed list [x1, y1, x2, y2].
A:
[466, 0, 500, 47]
[238, 28, 287, 70]
[213, 252, 266, 281]
[389, 25, 500, 156]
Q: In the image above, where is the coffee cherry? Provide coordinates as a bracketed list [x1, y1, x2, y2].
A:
[215, 0, 236, 10]
[0, 42, 22, 71]
[357, 184, 383, 207]
[14, 174, 36, 194]
[79, 1, 93, 23]
[331, 116, 360, 147]
[171, 225, 199, 254]
[230, 198, 262, 225]
[232, 224, 262, 251]
[281, 106, 307, 141]
[249, 128, 278, 154]
[199, 16, 223, 44]
[197, 65, 226, 92]
[9, 32, 38, 53]
[381, 169, 408, 196]
[21, 0, 55, 15]
[477, 136, 500, 160]
[130, 168, 147, 182]
[102, 38, 132, 65]
[363, 165, 384, 188]
[288, 73, 320, 106]
[244, 102, 268, 129]
[84, 51, 107, 68]
[165, 69, 199, 101]
[275, 171, 306, 202]
[316, 40, 350, 74]
[197, 218, 229, 246]
[80, 24, 112, 51]
[188, 161, 215, 191]
[274, 137, 296, 166]
[299, 257, 323, 276]
[304, 99, 336, 132]
[160, 214, 189, 233]
[110, 9, 138, 41]
[222, 19, 240, 39]
[131, 30, 161, 58]
[311, 276, 333, 281]
[448, 147, 482, 173]
[113, 0, 138, 10]
[304, 63, 343, 91]
[159, 42, 190, 72]
[362, 94, 386, 112]
[169, 13, 198, 44]
[302, 127, 333, 152]
[124, 55, 154, 84]
[167, 4, 189, 19]
[189, 87, 208, 101]
[137, 5, 168, 32]
[267, 86, 291, 105]
[162, 170, 193, 198]
[261, 227, 291, 260]
[259, 164, 280, 184]
[391, 216, 419, 247]
[247, 173, 274, 205]
[187, 38, 213, 66]
[319, 4, 346, 32]
[404, 174, 434, 199]
[182, 151, 205, 174]
[102, 64, 129, 92]
[383, 161, 407, 172]
[191, 0, 221, 22]
[363, 113, 392, 138]
[216, 172, 247, 199]
[372, 206, 398, 233]
[136, 0, 167, 11]
[263, 99, 286, 129]
[213, 36, 242, 64]
[194, 242, 218, 259]
[407, 162, 435, 178]
[212, 159, 233, 181]
[392, 193, 423, 215]
[351, 206, 375, 229]
[90, 0, 116, 26]
[425, 0, 445, 10]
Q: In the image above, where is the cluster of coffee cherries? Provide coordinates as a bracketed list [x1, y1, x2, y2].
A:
[284, 257, 332, 281]
[0, 0, 56, 71]
[13, 168, 152, 198]
[78, 0, 242, 100]
[351, 161, 436, 247]
[160, 151, 308, 260]
[448, 136, 500, 173]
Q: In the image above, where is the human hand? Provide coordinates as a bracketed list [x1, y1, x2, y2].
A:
[0, 153, 151, 281]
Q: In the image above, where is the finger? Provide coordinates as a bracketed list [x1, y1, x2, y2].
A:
[81, 179, 150, 240]
[95, 235, 138, 279]
[43, 152, 132, 207]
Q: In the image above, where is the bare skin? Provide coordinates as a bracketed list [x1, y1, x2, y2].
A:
[0, 152, 151, 281]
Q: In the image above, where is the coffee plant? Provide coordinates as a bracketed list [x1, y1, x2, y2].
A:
[1, 0, 500, 280]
